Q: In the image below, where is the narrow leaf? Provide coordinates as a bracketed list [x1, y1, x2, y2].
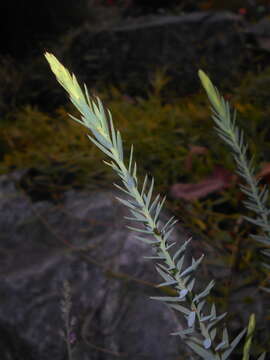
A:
[186, 340, 214, 360]
[222, 328, 246, 360]
[203, 338, 212, 349]
[188, 311, 196, 327]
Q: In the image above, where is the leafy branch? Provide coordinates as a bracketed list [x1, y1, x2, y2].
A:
[199, 70, 270, 290]
[45, 53, 256, 359]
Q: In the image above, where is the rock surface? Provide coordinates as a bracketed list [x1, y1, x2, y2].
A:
[67, 11, 248, 97]
[244, 15, 270, 52]
[5, 11, 270, 115]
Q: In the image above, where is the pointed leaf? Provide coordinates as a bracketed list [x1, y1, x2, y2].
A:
[116, 196, 137, 210]
[215, 341, 227, 352]
[203, 338, 212, 349]
[87, 135, 113, 158]
[171, 327, 194, 337]
[168, 303, 191, 316]
[149, 193, 161, 213]
[126, 225, 153, 234]
[186, 340, 214, 360]
[221, 328, 246, 360]
[173, 237, 192, 262]
[116, 130, 123, 161]
[150, 296, 180, 302]
[179, 288, 188, 299]
[154, 196, 166, 223]
[188, 311, 196, 327]
[180, 255, 204, 278]
[193, 280, 215, 303]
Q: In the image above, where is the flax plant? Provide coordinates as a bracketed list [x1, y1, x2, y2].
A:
[45, 53, 266, 359]
[199, 70, 270, 287]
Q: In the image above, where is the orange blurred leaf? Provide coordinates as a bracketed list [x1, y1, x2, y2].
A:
[256, 162, 270, 184]
[199, 1, 213, 10]
[170, 165, 238, 201]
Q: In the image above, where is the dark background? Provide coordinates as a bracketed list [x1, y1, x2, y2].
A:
[1, 0, 268, 60]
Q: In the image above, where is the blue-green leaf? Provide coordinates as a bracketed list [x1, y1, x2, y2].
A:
[188, 311, 196, 327]
[221, 328, 246, 360]
[186, 340, 215, 360]
[203, 338, 212, 349]
[168, 303, 191, 316]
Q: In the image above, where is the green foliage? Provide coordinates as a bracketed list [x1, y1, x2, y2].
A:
[45, 53, 269, 359]
[0, 80, 219, 189]
[234, 66, 270, 109]
[199, 68, 270, 276]
[0, 105, 116, 188]
[0, 55, 24, 116]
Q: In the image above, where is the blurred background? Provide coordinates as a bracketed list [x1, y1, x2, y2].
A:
[2, 0, 270, 203]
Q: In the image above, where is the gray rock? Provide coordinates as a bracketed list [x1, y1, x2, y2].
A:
[244, 16, 270, 52]
[66, 11, 247, 97]
[245, 16, 270, 36]
[0, 170, 192, 360]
